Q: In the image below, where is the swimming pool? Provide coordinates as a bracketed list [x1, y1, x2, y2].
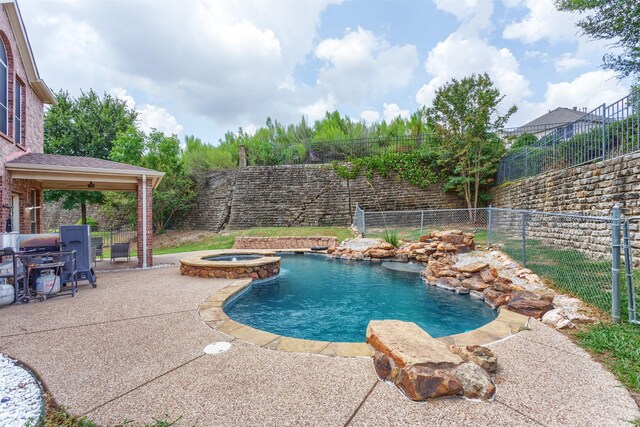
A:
[224, 254, 497, 342]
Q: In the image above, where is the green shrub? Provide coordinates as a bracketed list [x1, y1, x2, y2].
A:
[383, 229, 400, 248]
[76, 217, 98, 228]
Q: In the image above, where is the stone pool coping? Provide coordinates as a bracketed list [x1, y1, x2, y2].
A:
[180, 250, 282, 268]
[198, 277, 530, 358]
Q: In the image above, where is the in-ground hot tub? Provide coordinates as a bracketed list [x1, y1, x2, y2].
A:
[180, 251, 280, 280]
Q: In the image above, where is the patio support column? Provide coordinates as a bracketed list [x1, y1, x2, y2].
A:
[137, 176, 153, 267]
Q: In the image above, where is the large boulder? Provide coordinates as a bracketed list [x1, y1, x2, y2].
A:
[436, 277, 460, 291]
[366, 320, 463, 369]
[366, 320, 467, 400]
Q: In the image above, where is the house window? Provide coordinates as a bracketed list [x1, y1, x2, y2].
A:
[15, 80, 23, 145]
[30, 188, 37, 233]
[0, 40, 7, 135]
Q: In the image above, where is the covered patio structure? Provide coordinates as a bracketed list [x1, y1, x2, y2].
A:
[4, 153, 164, 267]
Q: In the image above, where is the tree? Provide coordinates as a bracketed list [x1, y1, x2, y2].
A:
[44, 90, 137, 224]
[102, 130, 198, 232]
[556, 0, 640, 80]
[427, 73, 516, 220]
[182, 135, 235, 185]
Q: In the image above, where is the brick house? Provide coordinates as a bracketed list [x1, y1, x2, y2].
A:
[0, 1, 163, 267]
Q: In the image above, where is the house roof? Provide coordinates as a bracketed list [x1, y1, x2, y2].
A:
[6, 153, 164, 191]
[1, 0, 56, 104]
[520, 107, 598, 130]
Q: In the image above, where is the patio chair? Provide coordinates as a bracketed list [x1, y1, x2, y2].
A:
[110, 240, 131, 263]
[91, 236, 103, 263]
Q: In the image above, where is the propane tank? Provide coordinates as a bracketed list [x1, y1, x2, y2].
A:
[35, 270, 60, 296]
[0, 282, 14, 306]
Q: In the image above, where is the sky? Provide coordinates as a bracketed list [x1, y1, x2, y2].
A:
[19, 0, 632, 144]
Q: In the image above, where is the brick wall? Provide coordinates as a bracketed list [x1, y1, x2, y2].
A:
[0, 5, 45, 233]
[179, 164, 465, 230]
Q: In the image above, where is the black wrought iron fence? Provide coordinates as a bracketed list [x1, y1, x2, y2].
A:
[498, 89, 640, 183]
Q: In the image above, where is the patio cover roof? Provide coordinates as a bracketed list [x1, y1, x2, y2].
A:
[5, 153, 164, 191]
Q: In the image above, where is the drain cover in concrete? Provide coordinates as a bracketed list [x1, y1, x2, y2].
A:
[203, 342, 232, 355]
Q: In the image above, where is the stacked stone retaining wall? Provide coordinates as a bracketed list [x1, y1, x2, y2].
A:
[177, 164, 464, 231]
[491, 152, 640, 262]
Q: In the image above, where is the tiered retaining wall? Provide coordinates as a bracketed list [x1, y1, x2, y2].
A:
[179, 164, 465, 231]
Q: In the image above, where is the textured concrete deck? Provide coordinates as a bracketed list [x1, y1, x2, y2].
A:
[0, 251, 637, 426]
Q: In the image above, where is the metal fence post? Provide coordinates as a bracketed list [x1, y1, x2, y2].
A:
[362, 206, 366, 237]
[601, 103, 607, 160]
[612, 204, 621, 323]
[420, 211, 424, 236]
[487, 205, 493, 247]
[521, 211, 526, 266]
[623, 219, 637, 323]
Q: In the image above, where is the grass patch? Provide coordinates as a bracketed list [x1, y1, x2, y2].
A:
[153, 227, 353, 255]
[576, 322, 640, 394]
[38, 406, 185, 427]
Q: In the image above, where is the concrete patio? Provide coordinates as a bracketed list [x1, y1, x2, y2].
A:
[0, 251, 638, 426]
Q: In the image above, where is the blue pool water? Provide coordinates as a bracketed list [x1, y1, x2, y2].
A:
[224, 255, 498, 342]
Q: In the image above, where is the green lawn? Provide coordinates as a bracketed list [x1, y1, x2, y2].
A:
[152, 227, 354, 255]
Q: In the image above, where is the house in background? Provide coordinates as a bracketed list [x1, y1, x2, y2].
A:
[511, 106, 603, 140]
[0, 0, 163, 267]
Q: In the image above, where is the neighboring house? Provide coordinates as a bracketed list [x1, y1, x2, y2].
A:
[0, 0, 163, 267]
[509, 107, 603, 141]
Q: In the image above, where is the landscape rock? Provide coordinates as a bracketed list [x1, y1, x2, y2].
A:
[455, 287, 470, 295]
[436, 277, 460, 291]
[397, 365, 463, 400]
[469, 290, 484, 300]
[367, 249, 396, 258]
[461, 277, 490, 291]
[506, 298, 554, 319]
[457, 262, 489, 273]
[480, 268, 498, 283]
[483, 289, 503, 307]
[366, 320, 470, 401]
[450, 345, 498, 374]
[366, 320, 463, 369]
[452, 362, 496, 400]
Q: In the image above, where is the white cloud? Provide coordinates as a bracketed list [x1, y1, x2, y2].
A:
[382, 103, 410, 122]
[137, 104, 184, 136]
[416, 33, 530, 108]
[301, 95, 336, 122]
[314, 27, 418, 105]
[524, 50, 549, 62]
[110, 87, 136, 109]
[21, 0, 341, 132]
[360, 109, 380, 123]
[554, 53, 589, 72]
[433, 0, 494, 34]
[110, 88, 183, 136]
[502, 0, 579, 44]
[513, 70, 629, 125]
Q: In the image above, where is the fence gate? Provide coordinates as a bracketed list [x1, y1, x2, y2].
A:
[623, 217, 640, 324]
